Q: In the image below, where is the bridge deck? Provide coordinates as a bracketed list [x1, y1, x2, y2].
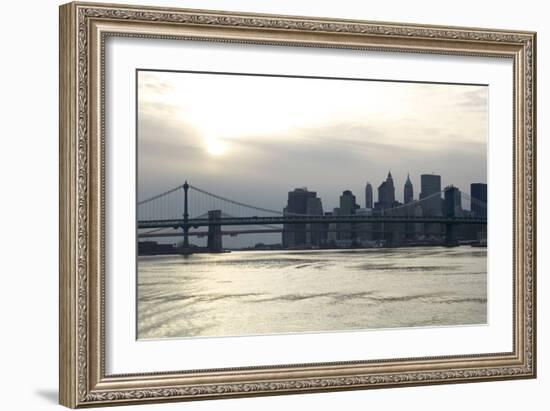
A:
[137, 215, 487, 229]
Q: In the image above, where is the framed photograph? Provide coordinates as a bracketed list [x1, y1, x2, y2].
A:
[59, 2, 537, 408]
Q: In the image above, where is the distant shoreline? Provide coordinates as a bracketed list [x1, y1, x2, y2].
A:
[137, 242, 487, 257]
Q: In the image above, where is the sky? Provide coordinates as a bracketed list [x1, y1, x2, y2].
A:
[137, 70, 487, 246]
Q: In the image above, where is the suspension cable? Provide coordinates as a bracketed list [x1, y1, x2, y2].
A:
[137, 184, 185, 206]
[188, 184, 286, 215]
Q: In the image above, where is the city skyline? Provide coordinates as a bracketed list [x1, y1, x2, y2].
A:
[278, 176, 486, 251]
[139, 170, 487, 213]
[138, 70, 487, 215]
[137, 171, 487, 252]
[138, 70, 487, 247]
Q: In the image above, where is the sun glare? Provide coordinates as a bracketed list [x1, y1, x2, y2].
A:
[205, 138, 227, 156]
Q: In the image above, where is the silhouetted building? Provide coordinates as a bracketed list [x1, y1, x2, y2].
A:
[338, 190, 359, 240]
[306, 196, 324, 246]
[444, 186, 460, 246]
[365, 183, 373, 209]
[471, 183, 487, 217]
[470, 183, 487, 243]
[340, 190, 358, 214]
[376, 171, 396, 209]
[282, 188, 321, 248]
[404, 173, 413, 204]
[454, 187, 463, 214]
[444, 186, 460, 217]
[420, 174, 442, 238]
[420, 174, 442, 216]
[401, 174, 415, 239]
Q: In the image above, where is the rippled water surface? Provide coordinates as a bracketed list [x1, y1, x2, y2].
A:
[137, 247, 487, 339]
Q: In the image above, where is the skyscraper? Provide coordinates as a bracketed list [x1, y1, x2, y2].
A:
[420, 174, 442, 238]
[444, 186, 460, 217]
[454, 187, 462, 210]
[338, 190, 358, 240]
[443, 186, 460, 246]
[365, 183, 373, 209]
[471, 183, 487, 217]
[376, 171, 395, 209]
[404, 173, 413, 204]
[306, 196, 324, 246]
[340, 190, 358, 214]
[419, 174, 442, 216]
[282, 188, 319, 248]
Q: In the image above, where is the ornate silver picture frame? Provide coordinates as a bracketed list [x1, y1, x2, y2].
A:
[59, 1, 536, 408]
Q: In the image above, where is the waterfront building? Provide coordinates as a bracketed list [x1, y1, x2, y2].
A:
[420, 174, 443, 239]
[306, 196, 324, 246]
[404, 173, 414, 204]
[376, 171, 396, 209]
[401, 174, 415, 239]
[454, 187, 463, 216]
[419, 173, 442, 216]
[338, 190, 359, 240]
[444, 186, 460, 216]
[340, 190, 358, 214]
[444, 186, 460, 246]
[365, 182, 373, 209]
[470, 182, 488, 242]
[471, 183, 487, 217]
[282, 188, 320, 248]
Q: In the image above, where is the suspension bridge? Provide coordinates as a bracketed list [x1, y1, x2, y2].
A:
[137, 181, 487, 253]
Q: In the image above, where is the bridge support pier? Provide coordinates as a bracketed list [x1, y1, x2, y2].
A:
[445, 223, 458, 247]
[181, 181, 192, 254]
[207, 210, 223, 252]
[182, 225, 190, 249]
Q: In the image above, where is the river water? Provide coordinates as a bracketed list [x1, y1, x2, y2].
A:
[137, 247, 487, 339]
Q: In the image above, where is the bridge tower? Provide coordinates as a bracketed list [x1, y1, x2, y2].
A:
[207, 210, 223, 252]
[444, 186, 459, 247]
[182, 181, 190, 251]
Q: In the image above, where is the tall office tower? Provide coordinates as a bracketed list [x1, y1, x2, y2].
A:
[282, 188, 318, 248]
[340, 190, 358, 214]
[420, 174, 442, 238]
[365, 182, 373, 209]
[454, 187, 462, 210]
[305, 196, 324, 246]
[444, 186, 460, 217]
[402, 174, 415, 240]
[419, 174, 442, 216]
[470, 183, 488, 217]
[443, 186, 460, 246]
[338, 190, 358, 240]
[376, 171, 396, 209]
[404, 173, 414, 204]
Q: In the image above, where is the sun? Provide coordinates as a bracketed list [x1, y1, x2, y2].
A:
[205, 138, 227, 156]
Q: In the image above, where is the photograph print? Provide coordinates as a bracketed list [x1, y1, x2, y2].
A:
[136, 69, 488, 340]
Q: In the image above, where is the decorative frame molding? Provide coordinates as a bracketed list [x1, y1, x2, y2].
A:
[59, 2, 536, 408]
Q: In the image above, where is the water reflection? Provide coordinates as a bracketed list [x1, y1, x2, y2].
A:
[137, 247, 487, 339]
